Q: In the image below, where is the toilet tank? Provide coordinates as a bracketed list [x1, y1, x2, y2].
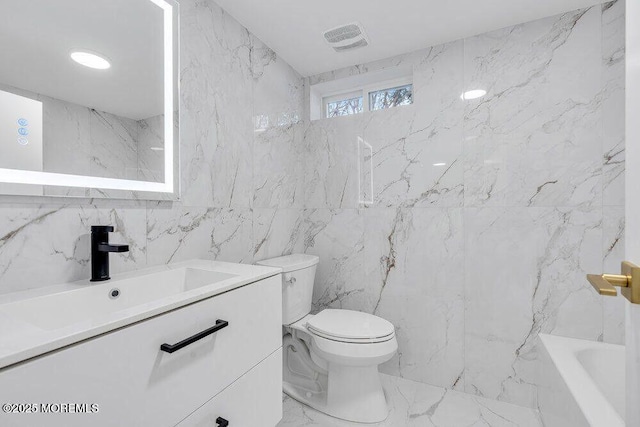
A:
[256, 254, 319, 325]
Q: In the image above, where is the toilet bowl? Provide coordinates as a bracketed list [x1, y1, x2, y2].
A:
[256, 254, 398, 423]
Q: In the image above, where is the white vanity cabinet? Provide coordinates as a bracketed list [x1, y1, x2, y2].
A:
[177, 348, 283, 427]
[0, 274, 283, 427]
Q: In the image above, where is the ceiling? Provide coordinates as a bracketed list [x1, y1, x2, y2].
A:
[214, 0, 608, 77]
[0, 0, 164, 120]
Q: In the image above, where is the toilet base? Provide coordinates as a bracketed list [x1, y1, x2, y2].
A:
[283, 363, 389, 424]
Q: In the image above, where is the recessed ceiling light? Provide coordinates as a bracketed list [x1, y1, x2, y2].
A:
[70, 51, 111, 70]
[461, 89, 487, 100]
[150, 147, 164, 151]
[433, 162, 447, 167]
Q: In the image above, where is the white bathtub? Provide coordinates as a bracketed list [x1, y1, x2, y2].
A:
[539, 334, 625, 427]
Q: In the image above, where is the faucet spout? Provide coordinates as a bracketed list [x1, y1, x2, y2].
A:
[98, 243, 130, 253]
[91, 226, 130, 282]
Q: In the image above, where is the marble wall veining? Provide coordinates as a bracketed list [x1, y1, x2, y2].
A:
[0, 83, 165, 186]
[299, 1, 625, 410]
[0, 0, 626, 415]
[0, 0, 306, 294]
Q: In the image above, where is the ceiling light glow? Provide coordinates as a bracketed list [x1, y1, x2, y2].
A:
[461, 89, 487, 100]
[70, 51, 111, 70]
[433, 162, 447, 167]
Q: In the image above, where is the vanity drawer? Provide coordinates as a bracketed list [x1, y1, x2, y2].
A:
[0, 275, 282, 427]
[177, 348, 282, 427]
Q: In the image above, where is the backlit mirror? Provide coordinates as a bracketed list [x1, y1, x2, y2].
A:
[0, 0, 179, 199]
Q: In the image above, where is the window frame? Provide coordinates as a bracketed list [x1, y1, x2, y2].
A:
[321, 76, 413, 119]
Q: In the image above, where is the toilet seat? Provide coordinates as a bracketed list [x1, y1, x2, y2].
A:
[260, 253, 397, 423]
[306, 309, 395, 344]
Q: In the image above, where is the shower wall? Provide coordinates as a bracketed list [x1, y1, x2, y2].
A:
[296, 1, 625, 409]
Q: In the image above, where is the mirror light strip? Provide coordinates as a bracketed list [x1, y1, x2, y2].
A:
[154, 0, 175, 194]
[0, 168, 170, 193]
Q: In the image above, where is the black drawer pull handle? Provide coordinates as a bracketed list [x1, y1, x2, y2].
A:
[160, 320, 229, 353]
[216, 417, 229, 427]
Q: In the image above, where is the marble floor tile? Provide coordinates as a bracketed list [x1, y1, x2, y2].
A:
[278, 374, 541, 427]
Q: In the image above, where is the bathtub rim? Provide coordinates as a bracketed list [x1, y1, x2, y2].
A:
[539, 333, 624, 427]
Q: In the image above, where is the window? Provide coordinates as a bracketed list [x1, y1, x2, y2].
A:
[319, 78, 413, 119]
[326, 95, 363, 117]
[369, 84, 413, 111]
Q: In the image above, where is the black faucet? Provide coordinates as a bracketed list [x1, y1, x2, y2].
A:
[91, 226, 130, 282]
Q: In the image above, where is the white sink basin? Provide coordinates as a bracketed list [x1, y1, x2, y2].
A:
[0, 267, 236, 330]
[0, 259, 282, 371]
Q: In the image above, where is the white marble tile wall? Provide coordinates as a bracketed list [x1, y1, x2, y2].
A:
[137, 114, 166, 182]
[601, 0, 627, 346]
[301, 1, 626, 410]
[0, 0, 306, 293]
[89, 109, 141, 181]
[0, 83, 163, 185]
[0, 0, 625, 415]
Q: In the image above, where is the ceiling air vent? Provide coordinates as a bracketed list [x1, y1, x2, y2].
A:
[323, 22, 369, 52]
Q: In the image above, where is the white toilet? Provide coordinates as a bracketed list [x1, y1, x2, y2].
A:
[256, 254, 398, 423]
